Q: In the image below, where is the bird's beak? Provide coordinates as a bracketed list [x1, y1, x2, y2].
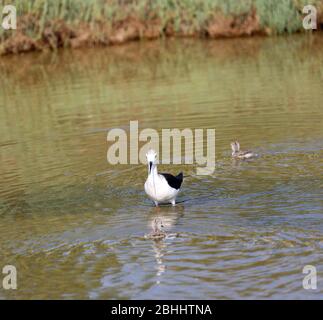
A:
[149, 161, 152, 173]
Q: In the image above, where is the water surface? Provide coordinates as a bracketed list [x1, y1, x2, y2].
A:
[0, 35, 322, 299]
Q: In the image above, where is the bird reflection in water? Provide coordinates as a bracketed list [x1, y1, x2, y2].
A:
[145, 205, 184, 284]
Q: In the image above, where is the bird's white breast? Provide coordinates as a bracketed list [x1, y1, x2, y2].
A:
[144, 174, 178, 202]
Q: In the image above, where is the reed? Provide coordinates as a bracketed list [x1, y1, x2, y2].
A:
[0, 0, 322, 54]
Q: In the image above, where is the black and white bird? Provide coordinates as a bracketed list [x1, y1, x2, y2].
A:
[144, 149, 183, 207]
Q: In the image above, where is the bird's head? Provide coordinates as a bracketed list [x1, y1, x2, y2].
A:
[231, 141, 240, 153]
[152, 217, 164, 232]
[146, 149, 157, 173]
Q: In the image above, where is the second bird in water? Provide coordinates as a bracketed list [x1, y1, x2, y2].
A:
[231, 141, 255, 159]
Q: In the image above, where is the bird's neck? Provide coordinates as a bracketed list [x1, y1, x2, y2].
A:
[149, 164, 158, 177]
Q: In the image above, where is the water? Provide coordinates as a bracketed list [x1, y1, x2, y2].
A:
[0, 35, 322, 299]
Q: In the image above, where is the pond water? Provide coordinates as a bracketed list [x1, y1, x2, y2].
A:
[0, 35, 322, 299]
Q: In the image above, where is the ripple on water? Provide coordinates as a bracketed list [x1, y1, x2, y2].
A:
[1, 36, 323, 299]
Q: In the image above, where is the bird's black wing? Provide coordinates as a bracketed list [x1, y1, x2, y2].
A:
[159, 172, 183, 190]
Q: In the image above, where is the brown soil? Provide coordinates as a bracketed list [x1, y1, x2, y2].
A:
[206, 9, 263, 38]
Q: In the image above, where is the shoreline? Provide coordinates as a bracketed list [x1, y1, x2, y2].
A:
[1, 1, 322, 56]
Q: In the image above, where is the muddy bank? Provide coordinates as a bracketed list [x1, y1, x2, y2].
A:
[1, 3, 323, 55]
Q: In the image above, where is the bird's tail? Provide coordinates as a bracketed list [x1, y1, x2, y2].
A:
[176, 172, 184, 180]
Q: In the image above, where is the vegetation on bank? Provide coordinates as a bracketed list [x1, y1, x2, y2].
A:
[0, 0, 322, 54]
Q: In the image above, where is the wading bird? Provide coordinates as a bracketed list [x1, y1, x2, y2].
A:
[144, 149, 183, 206]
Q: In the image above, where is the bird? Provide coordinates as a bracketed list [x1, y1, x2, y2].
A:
[145, 217, 167, 240]
[144, 149, 183, 207]
[231, 141, 255, 159]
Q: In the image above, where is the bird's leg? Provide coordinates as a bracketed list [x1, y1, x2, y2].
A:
[154, 201, 159, 207]
[171, 199, 176, 206]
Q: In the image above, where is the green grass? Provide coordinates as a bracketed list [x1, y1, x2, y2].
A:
[0, 0, 322, 50]
[255, 0, 321, 34]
